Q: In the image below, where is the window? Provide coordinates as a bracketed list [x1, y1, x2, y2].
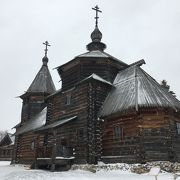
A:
[3, 150, 6, 156]
[61, 138, 67, 146]
[43, 134, 48, 146]
[31, 141, 35, 150]
[65, 93, 71, 105]
[114, 126, 123, 140]
[176, 122, 180, 135]
[77, 128, 84, 142]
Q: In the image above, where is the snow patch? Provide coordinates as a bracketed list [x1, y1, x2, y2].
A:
[0, 161, 179, 180]
[148, 166, 161, 175]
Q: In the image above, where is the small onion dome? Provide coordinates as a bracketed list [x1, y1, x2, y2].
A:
[87, 27, 106, 51]
[91, 27, 102, 42]
[42, 56, 49, 66]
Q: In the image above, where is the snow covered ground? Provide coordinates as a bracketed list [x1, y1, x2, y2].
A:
[0, 161, 179, 180]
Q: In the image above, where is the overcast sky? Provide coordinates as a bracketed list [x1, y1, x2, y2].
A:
[0, 0, 180, 131]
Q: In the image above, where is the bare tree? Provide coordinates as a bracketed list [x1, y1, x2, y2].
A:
[161, 80, 176, 97]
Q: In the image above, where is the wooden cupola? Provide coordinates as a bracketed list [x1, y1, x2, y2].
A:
[56, 6, 128, 91]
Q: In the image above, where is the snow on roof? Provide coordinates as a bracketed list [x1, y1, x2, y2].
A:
[78, 50, 110, 58]
[9, 134, 15, 145]
[37, 116, 77, 131]
[47, 88, 62, 99]
[78, 73, 113, 86]
[0, 134, 6, 142]
[12, 122, 21, 129]
[55, 50, 128, 71]
[15, 107, 47, 135]
[100, 65, 180, 117]
[76, 50, 128, 66]
[0, 133, 15, 146]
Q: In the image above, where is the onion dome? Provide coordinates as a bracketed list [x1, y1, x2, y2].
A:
[87, 27, 106, 51]
[42, 56, 48, 66]
[87, 6, 106, 51]
[91, 27, 102, 42]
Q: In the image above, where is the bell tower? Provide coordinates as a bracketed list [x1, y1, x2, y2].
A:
[20, 41, 56, 123]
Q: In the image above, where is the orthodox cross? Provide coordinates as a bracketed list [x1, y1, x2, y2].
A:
[43, 41, 50, 57]
[92, 5, 102, 27]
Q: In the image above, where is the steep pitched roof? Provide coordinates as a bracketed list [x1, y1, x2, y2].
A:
[0, 133, 6, 142]
[0, 133, 14, 146]
[15, 107, 47, 135]
[27, 63, 56, 94]
[100, 65, 180, 117]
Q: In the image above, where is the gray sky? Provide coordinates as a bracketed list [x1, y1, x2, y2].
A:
[0, 0, 180, 131]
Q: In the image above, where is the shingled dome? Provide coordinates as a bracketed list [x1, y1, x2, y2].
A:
[100, 65, 180, 117]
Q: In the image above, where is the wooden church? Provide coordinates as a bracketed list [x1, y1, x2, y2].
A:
[13, 6, 180, 169]
[0, 133, 14, 161]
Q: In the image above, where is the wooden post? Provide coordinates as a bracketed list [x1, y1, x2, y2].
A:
[34, 135, 39, 169]
[50, 129, 57, 171]
[11, 135, 18, 164]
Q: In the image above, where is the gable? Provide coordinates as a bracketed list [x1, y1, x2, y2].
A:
[0, 134, 13, 146]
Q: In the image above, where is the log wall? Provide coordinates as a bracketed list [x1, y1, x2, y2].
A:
[102, 108, 180, 163]
[59, 58, 123, 91]
[21, 94, 46, 123]
[87, 80, 112, 164]
[46, 78, 112, 164]
[167, 111, 180, 162]
[46, 82, 89, 163]
[102, 112, 140, 163]
[15, 133, 44, 164]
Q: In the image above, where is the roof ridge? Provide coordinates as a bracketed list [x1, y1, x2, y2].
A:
[102, 51, 128, 65]
[77, 73, 113, 86]
[134, 66, 138, 111]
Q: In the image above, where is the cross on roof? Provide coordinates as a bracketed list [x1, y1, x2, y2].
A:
[43, 41, 51, 57]
[92, 5, 102, 27]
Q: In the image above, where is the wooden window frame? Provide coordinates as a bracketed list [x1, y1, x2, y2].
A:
[176, 122, 180, 135]
[114, 125, 123, 140]
[77, 128, 84, 142]
[65, 93, 71, 105]
[30, 141, 35, 150]
[43, 134, 48, 146]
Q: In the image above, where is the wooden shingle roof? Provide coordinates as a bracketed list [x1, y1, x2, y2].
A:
[27, 61, 56, 94]
[100, 65, 180, 117]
